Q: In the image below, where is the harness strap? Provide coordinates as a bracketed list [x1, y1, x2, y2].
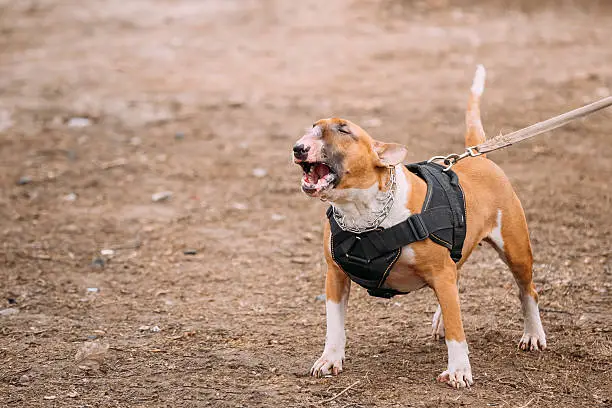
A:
[365, 207, 453, 253]
[328, 204, 457, 268]
[325, 162, 466, 298]
[419, 165, 465, 261]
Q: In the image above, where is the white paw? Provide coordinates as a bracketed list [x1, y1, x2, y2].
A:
[438, 340, 473, 388]
[310, 348, 345, 378]
[432, 306, 445, 340]
[519, 331, 547, 351]
[437, 367, 474, 389]
[519, 295, 547, 351]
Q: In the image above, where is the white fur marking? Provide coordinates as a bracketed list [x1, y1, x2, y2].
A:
[311, 299, 347, 377]
[400, 246, 416, 265]
[326, 164, 411, 231]
[432, 304, 445, 339]
[519, 294, 547, 351]
[471, 64, 486, 96]
[380, 164, 412, 228]
[488, 209, 504, 252]
[324, 299, 346, 351]
[439, 340, 473, 388]
[310, 125, 323, 138]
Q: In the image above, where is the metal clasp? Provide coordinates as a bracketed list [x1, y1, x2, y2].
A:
[427, 146, 482, 172]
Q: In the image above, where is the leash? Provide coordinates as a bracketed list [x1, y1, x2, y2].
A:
[429, 96, 612, 171]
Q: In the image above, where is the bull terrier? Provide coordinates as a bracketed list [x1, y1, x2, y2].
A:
[292, 66, 546, 388]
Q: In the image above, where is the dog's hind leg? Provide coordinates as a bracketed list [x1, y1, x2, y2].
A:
[484, 203, 547, 351]
[431, 304, 445, 340]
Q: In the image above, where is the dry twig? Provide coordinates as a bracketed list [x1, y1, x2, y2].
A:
[516, 397, 535, 408]
[318, 380, 360, 404]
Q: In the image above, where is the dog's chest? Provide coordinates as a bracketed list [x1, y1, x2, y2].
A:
[382, 247, 428, 292]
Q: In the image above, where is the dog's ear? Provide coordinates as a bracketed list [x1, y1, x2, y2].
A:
[373, 140, 408, 167]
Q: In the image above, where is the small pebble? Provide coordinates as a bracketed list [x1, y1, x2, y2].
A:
[231, 202, 248, 211]
[151, 326, 161, 333]
[271, 214, 285, 221]
[100, 249, 115, 257]
[183, 249, 197, 255]
[0, 110, 13, 132]
[252, 168, 267, 178]
[67, 117, 91, 128]
[86, 288, 99, 293]
[43, 395, 57, 400]
[175, 132, 185, 140]
[91, 258, 105, 268]
[64, 193, 77, 202]
[66, 391, 78, 398]
[314, 294, 326, 302]
[152, 191, 173, 202]
[139, 325, 151, 331]
[227, 95, 246, 108]
[17, 176, 32, 185]
[19, 374, 29, 384]
[87, 335, 98, 340]
[0, 307, 19, 316]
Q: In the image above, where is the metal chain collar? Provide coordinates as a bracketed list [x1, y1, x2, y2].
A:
[332, 167, 397, 234]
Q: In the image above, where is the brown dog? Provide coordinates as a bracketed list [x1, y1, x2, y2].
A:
[293, 66, 546, 388]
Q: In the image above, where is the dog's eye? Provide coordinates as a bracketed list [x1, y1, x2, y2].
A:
[338, 125, 351, 135]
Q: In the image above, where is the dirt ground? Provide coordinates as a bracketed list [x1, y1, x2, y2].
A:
[1, 0, 611, 407]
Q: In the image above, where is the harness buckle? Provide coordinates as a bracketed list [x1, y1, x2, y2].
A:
[345, 253, 371, 264]
[407, 214, 429, 241]
[344, 236, 372, 265]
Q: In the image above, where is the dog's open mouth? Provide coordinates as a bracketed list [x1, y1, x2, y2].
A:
[299, 161, 337, 195]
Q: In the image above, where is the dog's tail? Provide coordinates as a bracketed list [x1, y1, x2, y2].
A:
[464, 65, 486, 153]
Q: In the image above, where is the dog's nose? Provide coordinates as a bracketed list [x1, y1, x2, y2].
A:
[293, 144, 310, 160]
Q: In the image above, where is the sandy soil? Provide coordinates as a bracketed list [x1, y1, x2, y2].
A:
[1, 0, 611, 407]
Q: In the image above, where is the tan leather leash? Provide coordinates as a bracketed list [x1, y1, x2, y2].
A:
[429, 96, 612, 171]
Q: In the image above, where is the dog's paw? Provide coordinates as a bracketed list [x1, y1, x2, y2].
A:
[438, 340, 473, 388]
[310, 349, 344, 378]
[431, 306, 445, 340]
[437, 368, 474, 389]
[519, 331, 546, 351]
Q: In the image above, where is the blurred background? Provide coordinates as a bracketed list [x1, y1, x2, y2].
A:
[1, 1, 610, 407]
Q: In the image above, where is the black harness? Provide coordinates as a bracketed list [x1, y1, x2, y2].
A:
[327, 162, 467, 298]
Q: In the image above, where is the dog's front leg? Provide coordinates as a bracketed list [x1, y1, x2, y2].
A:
[430, 267, 474, 388]
[310, 262, 350, 377]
